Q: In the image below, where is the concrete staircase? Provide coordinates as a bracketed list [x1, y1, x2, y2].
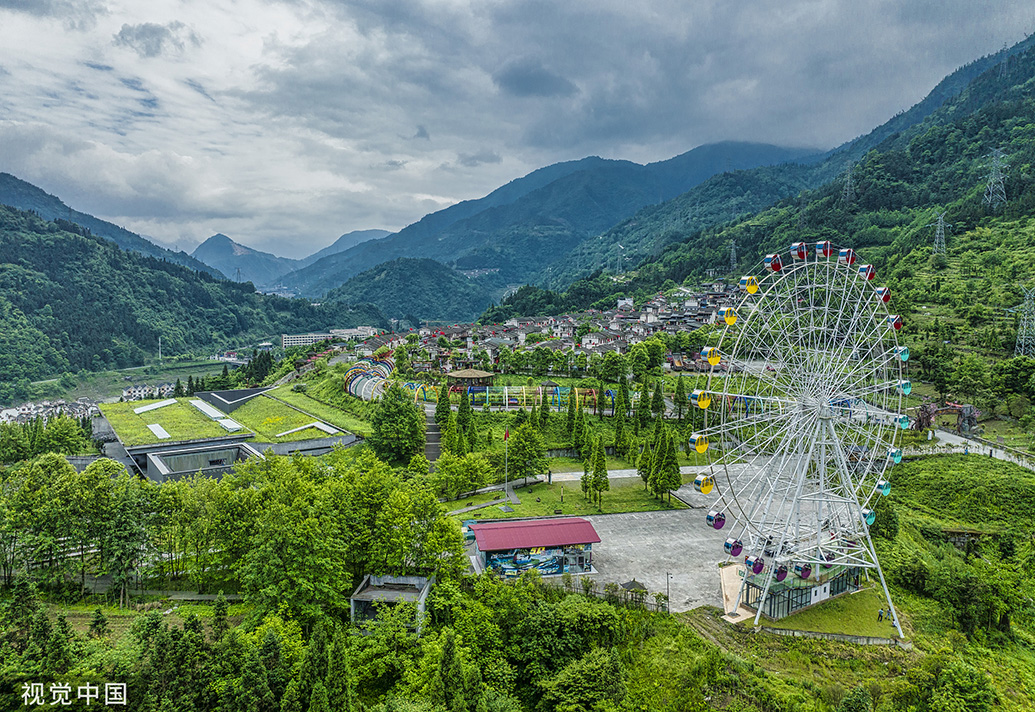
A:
[424, 413, 441, 462]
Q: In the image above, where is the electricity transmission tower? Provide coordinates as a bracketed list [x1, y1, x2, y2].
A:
[729, 237, 737, 272]
[927, 212, 951, 255]
[983, 149, 1008, 212]
[842, 164, 856, 204]
[1016, 287, 1035, 357]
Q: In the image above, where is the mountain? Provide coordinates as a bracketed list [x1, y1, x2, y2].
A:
[0, 172, 224, 278]
[277, 143, 817, 297]
[0, 204, 388, 404]
[481, 36, 1035, 337]
[324, 258, 496, 323]
[192, 233, 302, 287]
[542, 33, 1035, 290]
[300, 229, 391, 266]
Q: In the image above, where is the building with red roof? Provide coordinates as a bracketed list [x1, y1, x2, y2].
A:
[471, 518, 599, 577]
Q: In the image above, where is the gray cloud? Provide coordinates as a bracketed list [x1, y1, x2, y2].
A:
[113, 21, 201, 59]
[0, 0, 104, 29]
[2, 0, 1034, 257]
[493, 59, 578, 98]
[457, 150, 502, 167]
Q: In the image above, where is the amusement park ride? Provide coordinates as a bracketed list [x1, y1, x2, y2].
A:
[688, 241, 908, 635]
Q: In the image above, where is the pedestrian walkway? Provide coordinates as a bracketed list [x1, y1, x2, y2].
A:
[549, 464, 711, 482]
[424, 413, 441, 462]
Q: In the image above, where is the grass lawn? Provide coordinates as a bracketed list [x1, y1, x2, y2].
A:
[454, 477, 686, 519]
[101, 399, 230, 446]
[753, 585, 908, 638]
[267, 386, 370, 436]
[231, 395, 342, 442]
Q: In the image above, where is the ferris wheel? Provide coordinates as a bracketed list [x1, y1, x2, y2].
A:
[689, 241, 908, 635]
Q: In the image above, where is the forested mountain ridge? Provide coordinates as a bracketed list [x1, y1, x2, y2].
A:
[277, 142, 815, 297]
[544, 34, 1035, 289]
[299, 228, 391, 266]
[484, 37, 1035, 330]
[0, 172, 223, 278]
[0, 205, 387, 404]
[324, 257, 496, 323]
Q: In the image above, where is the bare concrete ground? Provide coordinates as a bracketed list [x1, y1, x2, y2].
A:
[586, 504, 728, 613]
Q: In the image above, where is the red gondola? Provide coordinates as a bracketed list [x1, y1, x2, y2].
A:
[857, 264, 876, 280]
[815, 240, 833, 257]
[790, 241, 808, 260]
[838, 248, 856, 266]
[764, 253, 783, 272]
[887, 314, 903, 331]
[875, 286, 891, 303]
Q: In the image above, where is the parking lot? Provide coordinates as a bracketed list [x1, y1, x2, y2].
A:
[587, 498, 727, 612]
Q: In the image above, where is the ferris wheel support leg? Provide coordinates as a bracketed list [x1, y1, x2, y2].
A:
[751, 563, 778, 626]
[730, 575, 749, 618]
[864, 537, 903, 638]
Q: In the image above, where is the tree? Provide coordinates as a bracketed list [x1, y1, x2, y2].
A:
[538, 648, 627, 712]
[435, 382, 452, 426]
[211, 590, 229, 641]
[591, 435, 609, 508]
[174, 378, 184, 397]
[369, 384, 426, 465]
[637, 443, 651, 490]
[538, 394, 550, 431]
[456, 387, 472, 432]
[635, 379, 651, 434]
[835, 686, 873, 712]
[952, 353, 991, 402]
[507, 424, 547, 482]
[651, 380, 664, 417]
[674, 375, 686, 422]
[566, 389, 577, 434]
[89, 608, 109, 639]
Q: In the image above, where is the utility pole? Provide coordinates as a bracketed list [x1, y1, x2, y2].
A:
[983, 148, 1008, 213]
[842, 163, 856, 204]
[1016, 287, 1035, 357]
[927, 212, 951, 255]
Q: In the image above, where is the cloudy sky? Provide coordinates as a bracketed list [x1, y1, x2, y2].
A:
[0, 0, 1031, 256]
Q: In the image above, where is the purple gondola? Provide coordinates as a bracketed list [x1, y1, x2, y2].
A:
[794, 563, 812, 579]
[775, 565, 788, 582]
[707, 510, 726, 530]
[745, 555, 764, 574]
[724, 538, 743, 557]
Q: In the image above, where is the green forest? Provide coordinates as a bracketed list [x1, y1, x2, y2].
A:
[0, 205, 388, 404]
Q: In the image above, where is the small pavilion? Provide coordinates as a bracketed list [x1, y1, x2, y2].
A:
[446, 368, 495, 388]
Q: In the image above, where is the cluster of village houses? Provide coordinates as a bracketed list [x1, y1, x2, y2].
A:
[347, 287, 737, 371]
[0, 397, 99, 425]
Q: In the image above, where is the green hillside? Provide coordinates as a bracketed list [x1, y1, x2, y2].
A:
[0, 205, 387, 404]
[485, 39, 1035, 340]
[324, 257, 495, 323]
[0, 172, 223, 277]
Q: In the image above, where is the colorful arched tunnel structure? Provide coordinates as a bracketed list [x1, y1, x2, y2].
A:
[342, 356, 395, 400]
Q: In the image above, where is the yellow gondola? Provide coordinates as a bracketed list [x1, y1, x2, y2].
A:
[703, 347, 720, 366]
[689, 433, 709, 454]
[739, 275, 759, 294]
[718, 307, 737, 325]
[691, 389, 711, 410]
[693, 474, 714, 494]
